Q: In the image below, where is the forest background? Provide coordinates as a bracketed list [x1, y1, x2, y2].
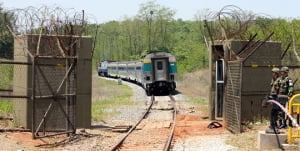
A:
[1, 1, 300, 77]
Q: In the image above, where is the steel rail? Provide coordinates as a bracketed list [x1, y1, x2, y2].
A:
[109, 95, 155, 151]
[163, 95, 177, 151]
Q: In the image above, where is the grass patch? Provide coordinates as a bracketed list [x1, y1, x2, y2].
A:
[0, 59, 13, 89]
[187, 97, 209, 115]
[92, 96, 133, 121]
[187, 98, 207, 105]
[92, 78, 135, 121]
[0, 101, 13, 117]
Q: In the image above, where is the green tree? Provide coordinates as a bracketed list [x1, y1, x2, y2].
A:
[137, 0, 175, 52]
[0, 4, 14, 59]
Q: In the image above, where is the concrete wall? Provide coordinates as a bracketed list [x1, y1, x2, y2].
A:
[76, 37, 92, 128]
[13, 35, 30, 128]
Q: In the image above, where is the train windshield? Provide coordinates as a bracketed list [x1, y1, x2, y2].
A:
[157, 61, 163, 70]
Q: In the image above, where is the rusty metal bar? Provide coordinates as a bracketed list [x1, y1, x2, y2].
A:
[281, 42, 291, 60]
[34, 130, 75, 139]
[36, 62, 56, 94]
[243, 32, 274, 60]
[32, 56, 77, 59]
[72, 59, 77, 136]
[237, 33, 257, 56]
[33, 94, 75, 99]
[91, 25, 99, 57]
[34, 101, 54, 137]
[163, 95, 177, 151]
[56, 62, 75, 94]
[55, 95, 75, 134]
[66, 58, 69, 135]
[0, 61, 31, 65]
[0, 94, 74, 99]
[32, 57, 36, 139]
[0, 60, 73, 67]
[0, 89, 12, 92]
[0, 95, 29, 98]
[238, 40, 261, 58]
[109, 95, 155, 151]
[0, 128, 31, 132]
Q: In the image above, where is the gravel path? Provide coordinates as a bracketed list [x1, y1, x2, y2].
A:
[173, 135, 238, 151]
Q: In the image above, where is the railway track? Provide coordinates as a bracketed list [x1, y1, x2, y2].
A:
[109, 95, 177, 151]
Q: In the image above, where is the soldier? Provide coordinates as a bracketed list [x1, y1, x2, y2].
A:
[278, 66, 294, 128]
[279, 66, 294, 97]
[263, 67, 281, 133]
[270, 67, 280, 94]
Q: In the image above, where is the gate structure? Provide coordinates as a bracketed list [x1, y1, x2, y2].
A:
[0, 34, 93, 139]
[224, 61, 242, 133]
[0, 6, 94, 139]
[209, 40, 282, 133]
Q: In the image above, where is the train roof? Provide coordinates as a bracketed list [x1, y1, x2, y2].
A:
[144, 51, 175, 59]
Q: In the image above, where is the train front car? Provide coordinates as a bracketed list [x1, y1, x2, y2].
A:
[142, 51, 177, 95]
[97, 61, 108, 77]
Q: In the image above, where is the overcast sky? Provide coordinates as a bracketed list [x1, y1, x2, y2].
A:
[1, 0, 300, 23]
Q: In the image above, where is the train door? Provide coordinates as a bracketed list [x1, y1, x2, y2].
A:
[215, 59, 224, 119]
[152, 58, 168, 81]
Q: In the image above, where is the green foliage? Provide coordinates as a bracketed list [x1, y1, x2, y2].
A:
[0, 59, 13, 89]
[0, 4, 14, 59]
[187, 98, 207, 105]
[0, 101, 13, 116]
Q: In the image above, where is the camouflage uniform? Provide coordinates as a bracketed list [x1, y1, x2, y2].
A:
[278, 66, 294, 128]
[270, 68, 280, 95]
[267, 67, 281, 131]
[279, 67, 294, 97]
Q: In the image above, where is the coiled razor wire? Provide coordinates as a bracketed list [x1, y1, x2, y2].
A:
[3, 6, 99, 57]
[216, 5, 257, 40]
[5, 5, 97, 36]
[198, 5, 274, 41]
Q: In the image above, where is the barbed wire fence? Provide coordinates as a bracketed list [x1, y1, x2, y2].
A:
[7, 6, 97, 35]
[1, 5, 98, 91]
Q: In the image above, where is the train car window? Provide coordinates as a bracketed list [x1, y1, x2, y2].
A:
[157, 61, 163, 70]
[136, 67, 141, 70]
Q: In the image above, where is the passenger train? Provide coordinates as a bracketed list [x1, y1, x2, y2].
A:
[97, 51, 177, 95]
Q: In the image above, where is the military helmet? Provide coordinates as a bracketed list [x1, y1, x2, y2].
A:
[280, 66, 289, 72]
[271, 67, 280, 73]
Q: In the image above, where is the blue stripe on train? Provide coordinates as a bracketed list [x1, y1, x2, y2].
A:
[169, 62, 177, 73]
[143, 62, 177, 73]
[143, 63, 152, 72]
